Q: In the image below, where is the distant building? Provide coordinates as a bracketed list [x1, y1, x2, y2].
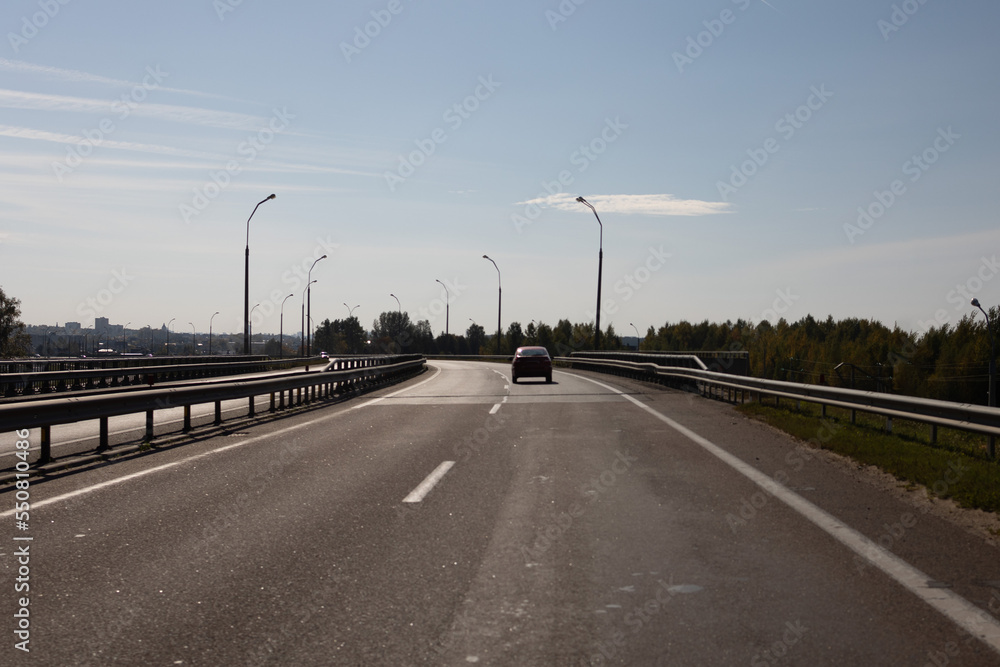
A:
[95, 317, 110, 332]
[65, 321, 81, 333]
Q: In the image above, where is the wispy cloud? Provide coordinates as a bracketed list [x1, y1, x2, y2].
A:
[0, 58, 254, 103]
[0, 89, 266, 130]
[518, 193, 732, 216]
[0, 124, 227, 160]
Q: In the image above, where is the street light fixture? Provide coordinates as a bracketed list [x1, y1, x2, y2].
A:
[576, 196, 604, 350]
[482, 255, 502, 354]
[972, 298, 997, 457]
[244, 194, 276, 356]
[435, 279, 450, 336]
[209, 311, 220, 355]
[123, 322, 131, 354]
[280, 293, 293, 358]
[306, 254, 327, 357]
[249, 304, 261, 354]
[630, 322, 640, 350]
[344, 303, 359, 318]
[189, 322, 196, 355]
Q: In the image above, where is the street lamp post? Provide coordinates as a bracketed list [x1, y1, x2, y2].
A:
[630, 322, 640, 350]
[972, 298, 997, 457]
[576, 196, 604, 350]
[189, 322, 196, 355]
[249, 304, 261, 354]
[244, 194, 276, 356]
[435, 279, 450, 336]
[301, 281, 315, 356]
[209, 311, 220, 355]
[280, 293, 293, 359]
[122, 322, 130, 354]
[307, 254, 327, 357]
[167, 318, 175, 356]
[482, 255, 502, 354]
[390, 294, 402, 348]
[344, 303, 359, 318]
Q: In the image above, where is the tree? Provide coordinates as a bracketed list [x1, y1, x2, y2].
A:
[0, 287, 30, 358]
[314, 316, 367, 355]
[372, 311, 413, 353]
[506, 322, 524, 352]
[466, 323, 486, 354]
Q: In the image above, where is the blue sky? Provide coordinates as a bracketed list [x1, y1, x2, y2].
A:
[1, 0, 998, 339]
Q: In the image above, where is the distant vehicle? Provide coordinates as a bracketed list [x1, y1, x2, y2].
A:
[320, 351, 329, 359]
[511, 346, 552, 384]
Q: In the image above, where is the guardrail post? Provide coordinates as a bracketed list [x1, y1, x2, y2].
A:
[930, 424, 937, 444]
[885, 417, 893, 434]
[39, 426, 51, 464]
[183, 405, 192, 432]
[248, 395, 255, 418]
[98, 418, 109, 451]
[145, 410, 154, 442]
[270, 392, 276, 413]
[214, 401, 222, 425]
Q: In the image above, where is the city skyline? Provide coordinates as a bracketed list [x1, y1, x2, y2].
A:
[2, 2, 998, 339]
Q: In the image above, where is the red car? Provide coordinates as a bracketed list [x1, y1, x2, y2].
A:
[511, 346, 552, 383]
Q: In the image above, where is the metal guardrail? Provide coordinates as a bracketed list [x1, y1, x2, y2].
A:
[0, 357, 324, 398]
[0, 354, 270, 374]
[559, 356, 1000, 442]
[0, 354, 425, 468]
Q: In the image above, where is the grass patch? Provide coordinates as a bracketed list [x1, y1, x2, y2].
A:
[736, 399, 1000, 514]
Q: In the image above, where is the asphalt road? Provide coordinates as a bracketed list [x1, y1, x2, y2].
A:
[3, 360, 1000, 665]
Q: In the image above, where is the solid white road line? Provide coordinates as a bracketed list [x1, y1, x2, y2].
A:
[567, 371, 1000, 656]
[489, 404, 501, 415]
[403, 461, 455, 503]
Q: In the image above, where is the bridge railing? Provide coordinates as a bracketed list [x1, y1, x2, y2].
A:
[0, 355, 424, 470]
[0, 356, 325, 398]
[558, 355, 1000, 443]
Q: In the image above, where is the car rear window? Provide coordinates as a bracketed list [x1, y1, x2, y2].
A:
[518, 348, 549, 356]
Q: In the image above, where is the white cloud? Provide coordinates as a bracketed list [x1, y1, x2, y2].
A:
[0, 89, 265, 130]
[0, 58, 253, 103]
[0, 124, 227, 160]
[517, 193, 732, 216]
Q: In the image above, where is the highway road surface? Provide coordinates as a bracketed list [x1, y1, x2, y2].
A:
[3, 359, 1000, 665]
